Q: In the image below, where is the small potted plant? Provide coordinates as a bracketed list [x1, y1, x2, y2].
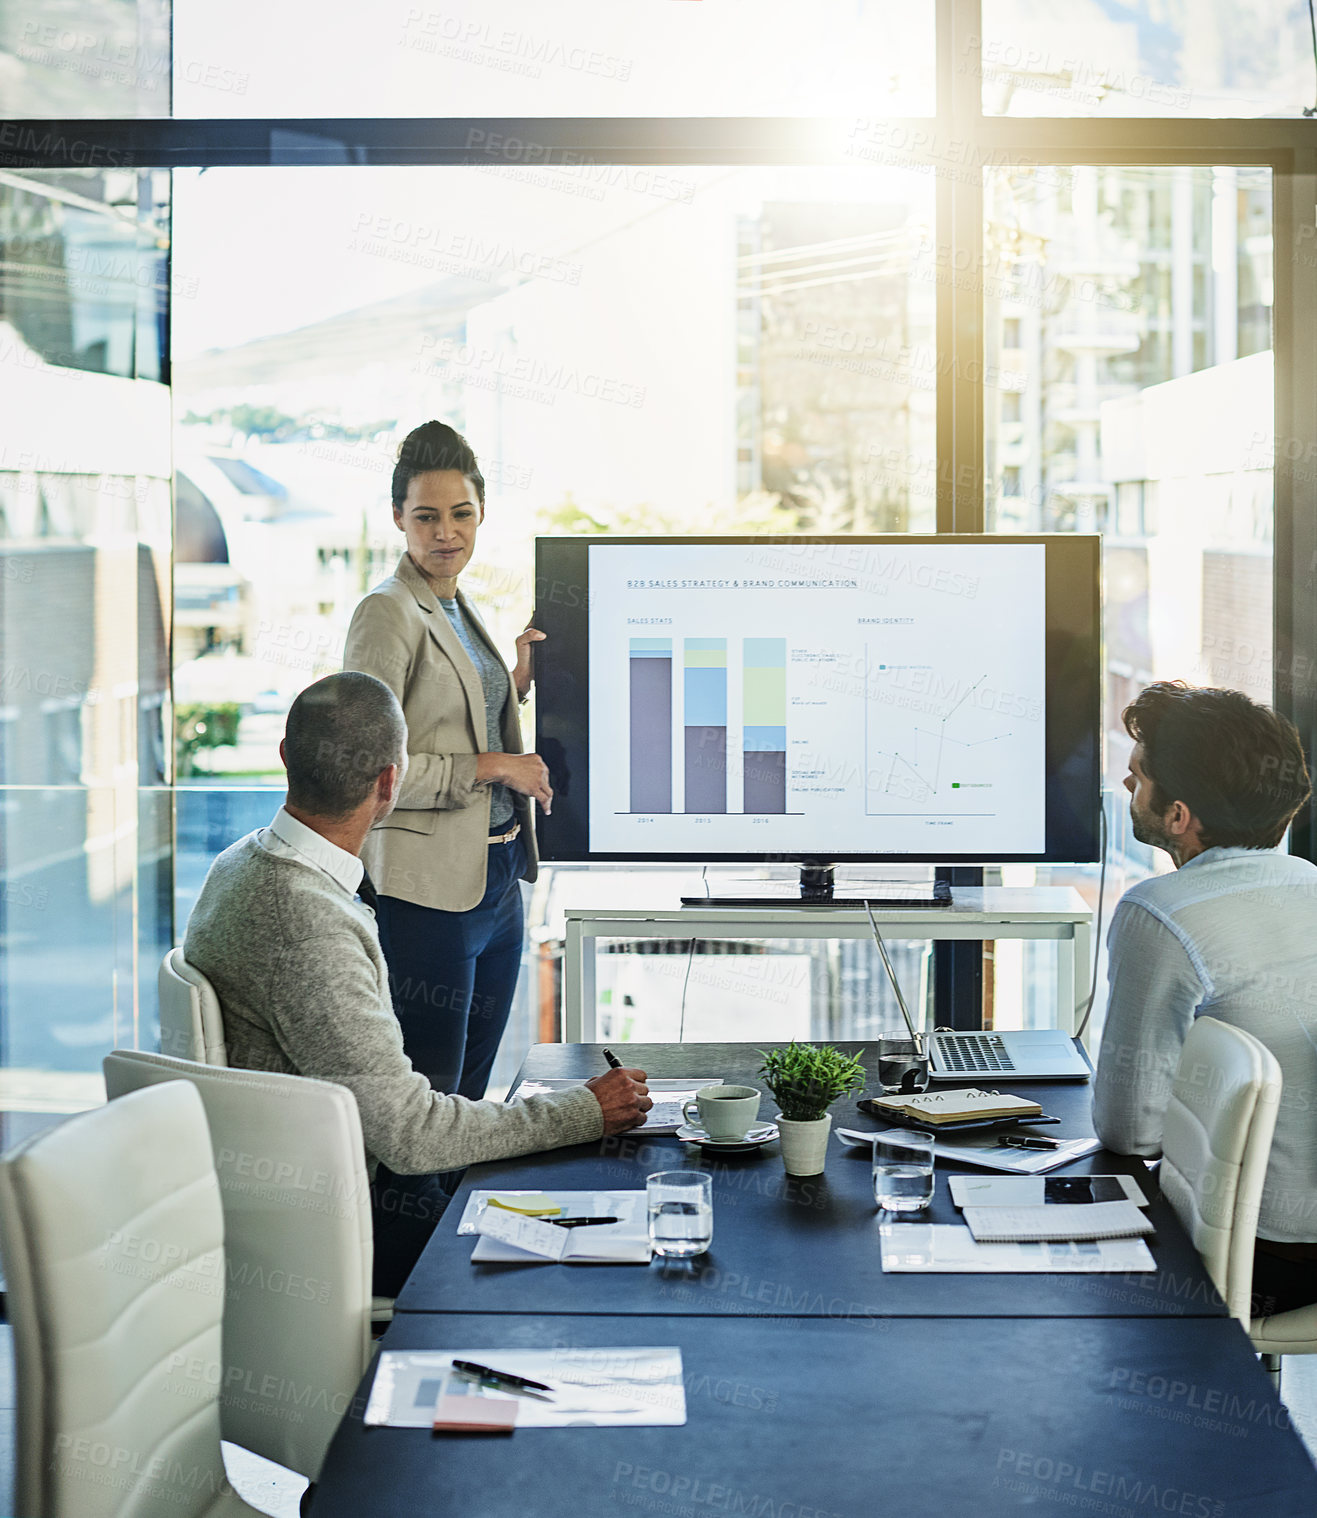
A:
[758, 1042, 865, 1176]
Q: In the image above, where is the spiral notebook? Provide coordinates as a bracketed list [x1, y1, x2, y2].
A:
[961, 1200, 1153, 1244]
[867, 1089, 1043, 1125]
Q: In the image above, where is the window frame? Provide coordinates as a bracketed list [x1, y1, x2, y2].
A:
[3, 0, 1312, 865]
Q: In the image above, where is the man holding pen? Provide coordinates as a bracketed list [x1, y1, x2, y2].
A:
[184, 671, 651, 1295]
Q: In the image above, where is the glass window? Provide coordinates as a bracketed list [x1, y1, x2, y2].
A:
[172, 0, 934, 119]
[0, 169, 168, 381]
[169, 161, 937, 1080]
[0, 169, 172, 1126]
[981, 0, 1313, 118]
[169, 163, 937, 780]
[983, 163, 1273, 1040]
[0, 1, 170, 117]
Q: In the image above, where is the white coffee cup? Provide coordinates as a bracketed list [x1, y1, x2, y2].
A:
[682, 1085, 761, 1141]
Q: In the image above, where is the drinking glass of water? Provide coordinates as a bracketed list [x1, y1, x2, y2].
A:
[647, 1170, 713, 1257]
[876, 1034, 929, 1095]
[872, 1130, 935, 1212]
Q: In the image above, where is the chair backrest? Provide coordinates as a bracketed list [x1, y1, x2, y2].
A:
[0, 1082, 235, 1518]
[159, 947, 229, 1066]
[1160, 1015, 1282, 1323]
[103, 1049, 374, 1481]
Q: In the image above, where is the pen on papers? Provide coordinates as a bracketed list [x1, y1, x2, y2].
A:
[451, 1361, 554, 1393]
[546, 1216, 621, 1228]
[997, 1134, 1065, 1151]
[603, 1048, 623, 1069]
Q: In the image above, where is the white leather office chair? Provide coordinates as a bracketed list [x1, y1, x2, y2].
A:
[1160, 1016, 1282, 1326]
[0, 1081, 266, 1518]
[1251, 1304, 1317, 1386]
[104, 1051, 377, 1483]
[159, 947, 230, 1065]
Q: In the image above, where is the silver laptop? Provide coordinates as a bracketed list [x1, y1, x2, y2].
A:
[928, 1028, 1091, 1081]
[862, 901, 1091, 1083]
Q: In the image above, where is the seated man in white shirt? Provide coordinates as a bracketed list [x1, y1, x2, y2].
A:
[1092, 680, 1317, 1318]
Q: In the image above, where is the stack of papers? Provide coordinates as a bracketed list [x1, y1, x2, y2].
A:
[458, 1190, 651, 1264]
[947, 1174, 1147, 1208]
[511, 1078, 723, 1134]
[879, 1223, 1155, 1273]
[839, 1126, 1103, 1173]
[365, 1348, 687, 1429]
[948, 1173, 1154, 1244]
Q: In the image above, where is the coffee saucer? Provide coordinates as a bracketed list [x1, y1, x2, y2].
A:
[676, 1121, 779, 1152]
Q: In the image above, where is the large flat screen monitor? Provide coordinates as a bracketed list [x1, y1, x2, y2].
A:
[534, 535, 1101, 866]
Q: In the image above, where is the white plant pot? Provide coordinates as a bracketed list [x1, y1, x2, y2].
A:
[776, 1112, 832, 1177]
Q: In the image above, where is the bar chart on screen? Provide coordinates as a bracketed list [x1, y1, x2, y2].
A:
[627, 634, 793, 819]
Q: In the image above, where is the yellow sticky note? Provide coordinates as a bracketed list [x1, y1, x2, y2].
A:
[486, 1194, 562, 1217]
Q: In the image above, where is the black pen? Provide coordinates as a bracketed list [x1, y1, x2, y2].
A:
[546, 1216, 621, 1228]
[603, 1048, 623, 1069]
[452, 1361, 554, 1393]
[997, 1134, 1065, 1150]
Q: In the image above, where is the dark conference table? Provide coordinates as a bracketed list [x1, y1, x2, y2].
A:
[396, 1041, 1228, 1320]
[308, 1042, 1317, 1517]
[314, 1313, 1317, 1518]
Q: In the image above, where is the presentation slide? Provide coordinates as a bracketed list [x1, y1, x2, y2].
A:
[586, 540, 1047, 856]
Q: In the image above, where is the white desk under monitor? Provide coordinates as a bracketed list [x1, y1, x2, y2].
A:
[560, 887, 1093, 1043]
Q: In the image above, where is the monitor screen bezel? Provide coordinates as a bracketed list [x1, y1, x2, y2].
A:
[533, 533, 1102, 866]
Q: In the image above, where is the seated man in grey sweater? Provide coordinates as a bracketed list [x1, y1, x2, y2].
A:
[185, 671, 650, 1294]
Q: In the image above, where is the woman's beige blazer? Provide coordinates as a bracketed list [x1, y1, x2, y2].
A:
[343, 552, 537, 912]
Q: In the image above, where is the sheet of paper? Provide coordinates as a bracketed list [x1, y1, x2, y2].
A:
[461, 1190, 652, 1264]
[511, 1077, 724, 1134]
[879, 1223, 1156, 1274]
[365, 1348, 687, 1428]
[947, 1174, 1148, 1208]
[458, 1190, 645, 1234]
[928, 1132, 1104, 1174]
[474, 1206, 569, 1260]
[479, 1192, 562, 1217]
[838, 1127, 1103, 1173]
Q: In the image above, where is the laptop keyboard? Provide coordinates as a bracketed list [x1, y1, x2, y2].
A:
[935, 1033, 1015, 1073]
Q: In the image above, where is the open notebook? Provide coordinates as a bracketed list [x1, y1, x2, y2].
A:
[459, 1190, 652, 1264]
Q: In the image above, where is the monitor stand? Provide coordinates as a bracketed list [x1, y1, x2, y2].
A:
[681, 866, 953, 909]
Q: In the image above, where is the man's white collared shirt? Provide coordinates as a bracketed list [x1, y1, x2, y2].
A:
[264, 806, 365, 899]
[1094, 845, 1317, 1242]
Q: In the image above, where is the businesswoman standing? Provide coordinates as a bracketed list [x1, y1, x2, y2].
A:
[343, 420, 551, 1098]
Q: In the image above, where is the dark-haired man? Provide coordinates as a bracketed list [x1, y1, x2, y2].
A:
[1093, 680, 1317, 1317]
[184, 671, 650, 1294]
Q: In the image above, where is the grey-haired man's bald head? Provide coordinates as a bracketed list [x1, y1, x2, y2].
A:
[284, 672, 406, 819]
